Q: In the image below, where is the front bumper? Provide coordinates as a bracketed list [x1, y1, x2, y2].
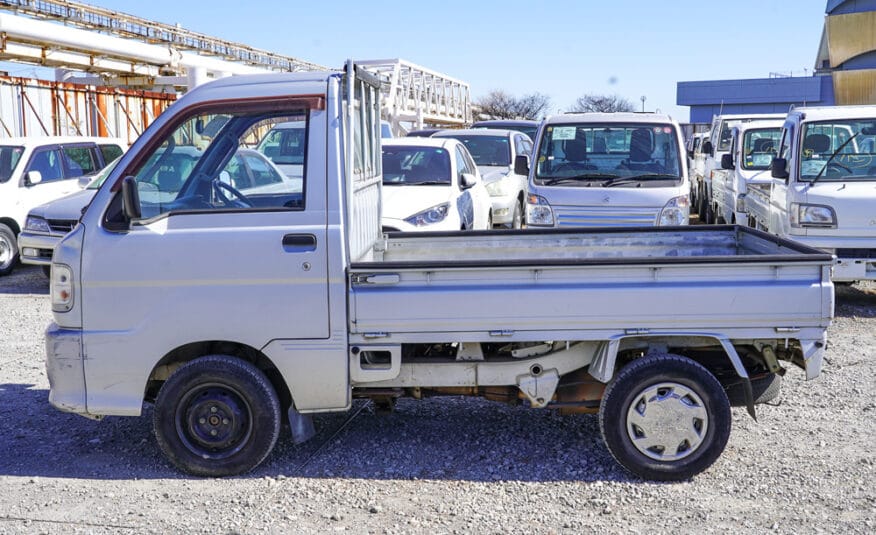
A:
[785, 236, 876, 281]
[45, 322, 89, 416]
[18, 231, 62, 266]
[489, 194, 518, 226]
[381, 217, 458, 233]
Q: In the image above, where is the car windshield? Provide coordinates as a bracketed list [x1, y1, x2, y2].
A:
[86, 157, 122, 190]
[257, 122, 306, 165]
[439, 135, 510, 167]
[799, 120, 876, 181]
[534, 123, 682, 186]
[382, 146, 451, 185]
[741, 128, 781, 170]
[0, 145, 25, 183]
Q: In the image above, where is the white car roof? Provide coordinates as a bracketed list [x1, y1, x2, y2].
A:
[0, 135, 127, 147]
[434, 128, 517, 137]
[732, 120, 785, 133]
[382, 138, 459, 150]
[790, 105, 876, 122]
[544, 112, 678, 126]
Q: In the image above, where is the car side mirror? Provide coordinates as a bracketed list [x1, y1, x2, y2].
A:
[460, 173, 477, 189]
[720, 153, 734, 170]
[701, 140, 713, 156]
[25, 170, 42, 186]
[514, 154, 530, 176]
[770, 158, 789, 179]
[121, 176, 142, 221]
[687, 149, 694, 159]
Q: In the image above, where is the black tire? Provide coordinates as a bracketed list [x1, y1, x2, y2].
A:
[705, 202, 715, 225]
[153, 355, 281, 477]
[725, 372, 782, 407]
[510, 202, 523, 229]
[599, 353, 731, 481]
[0, 223, 18, 276]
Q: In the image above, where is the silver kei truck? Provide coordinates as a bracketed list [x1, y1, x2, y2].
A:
[46, 63, 833, 482]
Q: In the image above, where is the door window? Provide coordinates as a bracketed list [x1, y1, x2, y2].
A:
[99, 144, 124, 164]
[126, 110, 308, 218]
[25, 149, 64, 182]
[62, 145, 98, 177]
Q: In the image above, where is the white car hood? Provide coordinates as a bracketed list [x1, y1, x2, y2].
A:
[479, 166, 511, 185]
[382, 185, 453, 220]
[804, 181, 876, 237]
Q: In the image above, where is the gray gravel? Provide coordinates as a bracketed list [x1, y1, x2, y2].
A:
[0, 264, 874, 534]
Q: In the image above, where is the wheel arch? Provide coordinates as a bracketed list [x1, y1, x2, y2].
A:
[144, 340, 292, 410]
[0, 217, 21, 236]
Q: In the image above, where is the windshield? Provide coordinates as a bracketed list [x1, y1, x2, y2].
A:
[382, 146, 451, 185]
[800, 120, 876, 181]
[0, 145, 24, 183]
[741, 128, 781, 170]
[86, 157, 122, 189]
[257, 122, 306, 165]
[438, 135, 510, 167]
[534, 123, 682, 186]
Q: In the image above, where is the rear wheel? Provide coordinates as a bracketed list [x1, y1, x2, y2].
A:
[0, 223, 18, 276]
[153, 355, 281, 477]
[599, 353, 731, 481]
[510, 202, 523, 229]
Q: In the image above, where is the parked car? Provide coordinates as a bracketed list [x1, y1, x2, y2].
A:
[0, 136, 126, 275]
[255, 120, 306, 179]
[524, 112, 690, 228]
[405, 128, 443, 138]
[745, 105, 876, 282]
[381, 138, 492, 231]
[18, 147, 293, 268]
[709, 120, 782, 225]
[432, 128, 532, 228]
[472, 119, 539, 141]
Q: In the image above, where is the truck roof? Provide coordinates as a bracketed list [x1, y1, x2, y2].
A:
[714, 113, 785, 121]
[545, 112, 677, 126]
[789, 105, 876, 121]
[731, 120, 785, 133]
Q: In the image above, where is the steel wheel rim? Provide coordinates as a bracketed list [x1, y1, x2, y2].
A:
[175, 382, 253, 460]
[0, 233, 13, 269]
[626, 381, 708, 462]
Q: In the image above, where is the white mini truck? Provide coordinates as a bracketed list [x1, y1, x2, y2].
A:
[46, 64, 833, 481]
[746, 106, 876, 282]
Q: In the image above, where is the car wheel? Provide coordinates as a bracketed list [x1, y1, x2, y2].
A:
[510, 202, 523, 229]
[599, 353, 731, 481]
[153, 355, 281, 477]
[0, 223, 19, 277]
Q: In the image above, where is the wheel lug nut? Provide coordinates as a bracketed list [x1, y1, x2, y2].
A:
[222, 418, 230, 425]
[199, 418, 206, 424]
[210, 429, 218, 436]
[210, 406, 218, 413]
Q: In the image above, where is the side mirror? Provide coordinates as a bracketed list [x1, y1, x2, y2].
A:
[514, 154, 530, 176]
[770, 158, 789, 179]
[701, 140, 714, 156]
[24, 170, 42, 186]
[78, 176, 91, 188]
[460, 173, 477, 189]
[687, 149, 694, 159]
[720, 153, 734, 170]
[121, 176, 142, 220]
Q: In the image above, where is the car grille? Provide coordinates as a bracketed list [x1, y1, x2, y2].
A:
[47, 219, 78, 234]
[554, 205, 660, 227]
[835, 248, 876, 259]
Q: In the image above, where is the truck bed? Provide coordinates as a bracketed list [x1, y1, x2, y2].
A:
[744, 184, 772, 228]
[349, 226, 833, 342]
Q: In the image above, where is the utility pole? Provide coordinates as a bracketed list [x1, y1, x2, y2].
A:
[640, 95, 646, 113]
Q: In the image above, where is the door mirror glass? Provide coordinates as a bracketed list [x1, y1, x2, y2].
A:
[514, 154, 530, 176]
[770, 157, 789, 179]
[701, 140, 714, 156]
[720, 153, 734, 170]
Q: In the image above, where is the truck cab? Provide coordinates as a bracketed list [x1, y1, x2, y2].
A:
[710, 120, 783, 225]
[764, 106, 876, 281]
[698, 113, 784, 223]
[525, 113, 690, 227]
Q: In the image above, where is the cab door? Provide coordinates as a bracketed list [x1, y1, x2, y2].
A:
[770, 122, 796, 236]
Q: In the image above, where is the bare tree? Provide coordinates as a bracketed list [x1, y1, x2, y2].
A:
[475, 90, 551, 120]
[570, 94, 636, 113]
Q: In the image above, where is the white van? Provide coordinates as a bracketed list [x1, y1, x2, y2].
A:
[524, 113, 689, 227]
[0, 136, 126, 275]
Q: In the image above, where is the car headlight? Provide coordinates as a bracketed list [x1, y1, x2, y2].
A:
[791, 203, 837, 228]
[405, 203, 450, 226]
[526, 194, 554, 226]
[485, 179, 510, 197]
[24, 216, 51, 233]
[657, 195, 690, 226]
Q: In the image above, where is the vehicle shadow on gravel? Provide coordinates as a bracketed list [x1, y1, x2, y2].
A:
[835, 282, 876, 318]
[0, 385, 636, 483]
[0, 266, 49, 295]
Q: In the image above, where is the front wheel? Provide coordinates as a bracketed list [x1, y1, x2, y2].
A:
[599, 353, 731, 481]
[0, 223, 19, 276]
[153, 355, 281, 477]
[510, 201, 523, 229]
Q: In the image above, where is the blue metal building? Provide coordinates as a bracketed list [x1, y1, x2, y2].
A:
[678, 0, 876, 123]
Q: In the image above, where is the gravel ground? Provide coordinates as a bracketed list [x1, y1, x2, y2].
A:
[0, 264, 873, 534]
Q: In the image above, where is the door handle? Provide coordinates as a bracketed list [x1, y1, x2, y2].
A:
[282, 234, 317, 252]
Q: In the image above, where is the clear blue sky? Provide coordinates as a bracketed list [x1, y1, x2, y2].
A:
[8, 0, 830, 122]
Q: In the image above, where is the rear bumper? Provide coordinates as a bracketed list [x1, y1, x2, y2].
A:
[45, 322, 89, 416]
[18, 231, 61, 266]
